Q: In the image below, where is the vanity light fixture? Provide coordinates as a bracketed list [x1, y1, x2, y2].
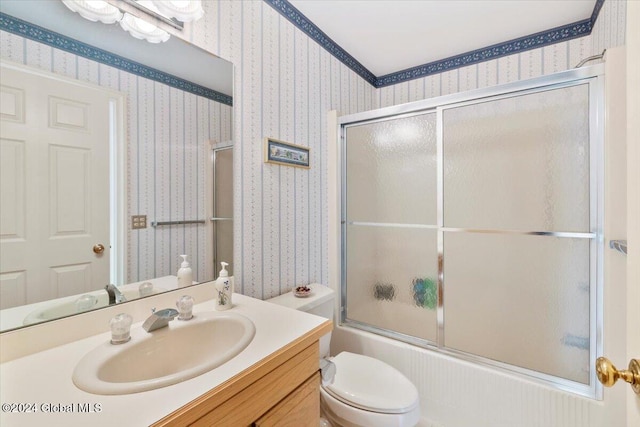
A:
[152, 0, 204, 22]
[61, 0, 204, 44]
[119, 11, 170, 43]
[61, 0, 123, 24]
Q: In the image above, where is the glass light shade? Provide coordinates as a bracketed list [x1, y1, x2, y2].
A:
[151, 0, 204, 22]
[61, 0, 123, 24]
[119, 12, 170, 43]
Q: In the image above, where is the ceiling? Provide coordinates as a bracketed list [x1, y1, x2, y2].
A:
[288, 0, 597, 77]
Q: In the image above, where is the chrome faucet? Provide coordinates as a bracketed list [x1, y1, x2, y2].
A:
[142, 308, 179, 332]
[105, 284, 127, 305]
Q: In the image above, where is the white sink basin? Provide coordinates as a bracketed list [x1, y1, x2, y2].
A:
[23, 287, 166, 325]
[72, 311, 256, 395]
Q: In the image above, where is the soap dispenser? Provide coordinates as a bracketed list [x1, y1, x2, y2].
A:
[214, 261, 232, 310]
[177, 254, 193, 288]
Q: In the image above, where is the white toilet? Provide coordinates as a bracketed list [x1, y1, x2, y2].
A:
[267, 284, 421, 427]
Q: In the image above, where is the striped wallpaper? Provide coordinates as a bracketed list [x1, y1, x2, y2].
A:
[0, 0, 626, 298]
[177, 0, 625, 299]
[0, 1, 629, 424]
[0, 29, 233, 285]
[180, 0, 378, 299]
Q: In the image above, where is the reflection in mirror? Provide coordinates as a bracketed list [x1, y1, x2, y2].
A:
[213, 147, 234, 270]
[0, 0, 233, 332]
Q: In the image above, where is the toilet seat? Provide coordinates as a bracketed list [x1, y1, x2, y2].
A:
[323, 352, 419, 414]
[320, 387, 420, 427]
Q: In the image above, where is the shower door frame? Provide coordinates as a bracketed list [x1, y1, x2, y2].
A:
[337, 64, 605, 399]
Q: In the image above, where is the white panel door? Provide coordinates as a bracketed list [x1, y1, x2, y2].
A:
[601, 43, 640, 427]
[624, 2, 640, 425]
[598, 47, 629, 427]
[0, 62, 112, 307]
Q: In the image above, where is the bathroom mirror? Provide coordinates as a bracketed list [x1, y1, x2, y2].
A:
[0, 1, 234, 332]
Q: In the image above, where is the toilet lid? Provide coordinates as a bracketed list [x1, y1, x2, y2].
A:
[323, 352, 418, 414]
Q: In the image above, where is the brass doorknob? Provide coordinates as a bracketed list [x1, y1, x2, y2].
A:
[596, 357, 640, 394]
[93, 244, 105, 254]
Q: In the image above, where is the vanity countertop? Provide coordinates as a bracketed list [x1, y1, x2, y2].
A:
[0, 293, 330, 426]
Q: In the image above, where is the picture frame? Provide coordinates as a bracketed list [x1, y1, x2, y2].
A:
[264, 137, 310, 169]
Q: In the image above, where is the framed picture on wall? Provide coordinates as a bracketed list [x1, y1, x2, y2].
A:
[264, 137, 310, 168]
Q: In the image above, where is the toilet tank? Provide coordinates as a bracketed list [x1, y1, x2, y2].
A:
[266, 284, 334, 356]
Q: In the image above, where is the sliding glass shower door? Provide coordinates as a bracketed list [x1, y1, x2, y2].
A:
[442, 84, 593, 384]
[345, 113, 439, 342]
[341, 67, 603, 396]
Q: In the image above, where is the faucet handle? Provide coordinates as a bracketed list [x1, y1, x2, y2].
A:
[139, 281, 154, 297]
[176, 295, 194, 320]
[110, 313, 133, 345]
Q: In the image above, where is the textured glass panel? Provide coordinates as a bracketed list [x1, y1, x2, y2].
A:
[215, 220, 233, 275]
[346, 113, 437, 224]
[346, 225, 438, 341]
[214, 148, 233, 218]
[444, 232, 590, 383]
[214, 148, 233, 274]
[443, 84, 590, 232]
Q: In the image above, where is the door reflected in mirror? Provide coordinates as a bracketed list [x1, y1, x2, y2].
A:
[0, 0, 233, 332]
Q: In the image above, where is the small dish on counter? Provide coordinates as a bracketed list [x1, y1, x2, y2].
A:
[294, 286, 312, 298]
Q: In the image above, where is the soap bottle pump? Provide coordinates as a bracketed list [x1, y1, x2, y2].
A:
[177, 254, 193, 288]
[214, 261, 232, 310]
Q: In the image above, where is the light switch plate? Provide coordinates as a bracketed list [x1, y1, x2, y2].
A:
[132, 215, 147, 229]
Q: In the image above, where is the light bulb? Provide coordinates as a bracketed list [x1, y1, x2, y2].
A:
[151, 0, 204, 22]
[61, 0, 123, 24]
[86, 0, 108, 8]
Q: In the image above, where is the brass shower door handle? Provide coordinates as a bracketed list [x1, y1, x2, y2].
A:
[596, 357, 640, 394]
[93, 243, 105, 254]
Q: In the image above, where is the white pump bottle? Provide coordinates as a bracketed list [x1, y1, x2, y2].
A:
[177, 254, 193, 288]
[214, 261, 232, 310]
